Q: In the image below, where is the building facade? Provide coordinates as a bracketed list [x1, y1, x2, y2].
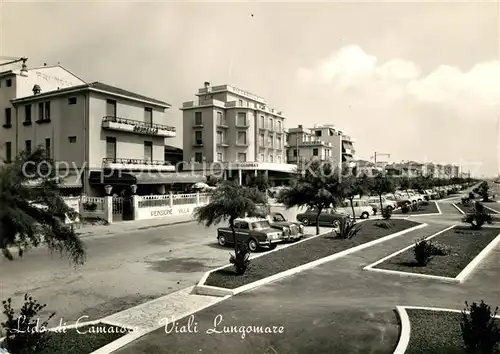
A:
[286, 124, 356, 170]
[1, 64, 187, 196]
[181, 83, 297, 185]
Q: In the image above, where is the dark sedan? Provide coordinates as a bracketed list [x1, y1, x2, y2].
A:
[296, 207, 350, 227]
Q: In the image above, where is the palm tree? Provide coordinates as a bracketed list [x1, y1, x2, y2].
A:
[193, 180, 266, 274]
[0, 147, 85, 264]
[278, 160, 343, 235]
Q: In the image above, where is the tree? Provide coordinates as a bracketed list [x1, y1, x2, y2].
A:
[342, 175, 369, 222]
[193, 180, 266, 274]
[246, 174, 269, 193]
[399, 177, 412, 197]
[370, 175, 395, 212]
[278, 160, 343, 235]
[0, 147, 85, 264]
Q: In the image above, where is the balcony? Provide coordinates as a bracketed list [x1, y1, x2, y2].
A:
[102, 158, 175, 171]
[235, 123, 250, 129]
[102, 116, 176, 138]
[217, 141, 230, 147]
[217, 121, 228, 129]
[193, 140, 204, 147]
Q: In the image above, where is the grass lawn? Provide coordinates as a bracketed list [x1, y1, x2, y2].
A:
[373, 226, 500, 278]
[204, 219, 420, 289]
[393, 202, 440, 215]
[30, 323, 127, 354]
[405, 309, 500, 354]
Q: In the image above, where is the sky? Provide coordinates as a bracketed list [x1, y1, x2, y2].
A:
[1, 1, 499, 177]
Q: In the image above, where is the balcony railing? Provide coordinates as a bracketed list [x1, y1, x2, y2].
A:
[102, 116, 176, 137]
[102, 158, 175, 171]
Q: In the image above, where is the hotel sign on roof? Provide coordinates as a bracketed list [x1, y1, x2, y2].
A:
[228, 86, 265, 103]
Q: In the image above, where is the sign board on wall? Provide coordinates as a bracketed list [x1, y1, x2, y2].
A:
[139, 205, 194, 220]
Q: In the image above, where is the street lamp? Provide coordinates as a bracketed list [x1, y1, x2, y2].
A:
[104, 184, 113, 195]
[0, 56, 29, 77]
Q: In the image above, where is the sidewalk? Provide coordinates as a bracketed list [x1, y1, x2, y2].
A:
[76, 214, 197, 238]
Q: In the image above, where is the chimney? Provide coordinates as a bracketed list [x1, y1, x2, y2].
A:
[32, 84, 41, 95]
[298, 125, 302, 128]
[204, 81, 211, 92]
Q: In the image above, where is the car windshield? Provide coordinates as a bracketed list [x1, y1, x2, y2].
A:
[271, 214, 286, 221]
[252, 221, 271, 229]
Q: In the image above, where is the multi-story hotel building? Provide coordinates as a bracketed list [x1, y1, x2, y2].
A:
[0, 63, 189, 196]
[181, 83, 297, 185]
[286, 124, 356, 169]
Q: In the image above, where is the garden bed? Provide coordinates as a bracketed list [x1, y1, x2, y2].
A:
[405, 309, 500, 354]
[373, 226, 500, 278]
[204, 219, 420, 289]
[393, 202, 440, 215]
[455, 203, 500, 217]
[20, 323, 127, 354]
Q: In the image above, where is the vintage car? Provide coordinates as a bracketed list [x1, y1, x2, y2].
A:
[246, 208, 305, 241]
[216, 217, 283, 251]
[296, 207, 350, 227]
[336, 200, 373, 219]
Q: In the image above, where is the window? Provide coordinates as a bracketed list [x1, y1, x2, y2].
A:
[239, 222, 249, 229]
[293, 149, 297, 157]
[236, 112, 246, 126]
[45, 138, 51, 158]
[315, 130, 322, 136]
[144, 107, 153, 125]
[259, 133, 264, 146]
[106, 137, 116, 160]
[6, 79, 12, 87]
[277, 155, 282, 163]
[260, 115, 264, 128]
[268, 135, 273, 148]
[238, 99, 243, 106]
[277, 136, 282, 149]
[38, 102, 51, 122]
[195, 152, 203, 163]
[217, 152, 223, 161]
[25, 140, 31, 154]
[216, 111, 225, 125]
[269, 155, 273, 163]
[313, 148, 319, 156]
[4, 108, 11, 126]
[24, 105, 31, 123]
[237, 153, 246, 162]
[68, 136, 77, 143]
[237, 131, 247, 145]
[144, 141, 153, 161]
[277, 120, 282, 132]
[216, 131, 223, 144]
[269, 118, 273, 131]
[106, 99, 117, 117]
[195, 131, 203, 145]
[259, 153, 264, 162]
[68, 97, 77, 105]
[5, 142, 11, 163]
[194, 112, 202, 125]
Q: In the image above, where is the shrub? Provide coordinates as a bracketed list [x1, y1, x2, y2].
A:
[411, 202, 422, 212]
[1, 294, 55, 354]
[335, 217, 363, 239]
[461, 300, 500, 354]
[401, 204, 410, 213]
[82, 201, 97, 211]
[229, 245, 250, 275]
[381, 206, 392, 220]
[424, 195, 430, 201]
[429, 241, 452, 256]
[414, 238, 434, 266]
[375, 220, 393, 229]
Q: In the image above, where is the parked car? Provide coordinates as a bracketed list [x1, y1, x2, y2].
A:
[336, 200, 373, 219]
[216, 217, 283, 251]
[408, 191, 424, 202]
[364, 196, 398, 210]
[385, 194, 412, 207]
[296, 207, 350, 227]
[247, 210, 305, 241]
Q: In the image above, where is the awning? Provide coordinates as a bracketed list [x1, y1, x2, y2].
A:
[132, 172, 207, 184]
[59, 173, 83, 188]
[342, 154, 354, 162]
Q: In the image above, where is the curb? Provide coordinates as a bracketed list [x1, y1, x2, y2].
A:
[195, 222, 427, 297]
[364, 226, 500, 283]
[393, 306, 500, 354]
[452, 203, 466, 215]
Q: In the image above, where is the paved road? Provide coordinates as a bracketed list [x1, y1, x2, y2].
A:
[117, 201, 500, 354]
[0, 207, 318, 327]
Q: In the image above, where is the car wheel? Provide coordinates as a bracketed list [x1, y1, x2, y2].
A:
[418, 199, 422, 202]
[217, 235, 227, 247]
[268, 243, 277, 250]
[247, 238, 258, 252]
[361, 212, 369, 219]
[386, 205, 393, 210]
[332, 219, 340, 227]
[301, 218, 310, 226]
[405, 201, 411, 206]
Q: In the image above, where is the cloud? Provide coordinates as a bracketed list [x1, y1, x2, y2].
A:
[297, 45, 500, 106]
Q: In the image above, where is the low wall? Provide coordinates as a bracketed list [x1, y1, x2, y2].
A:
[135, 192, 210, 220]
